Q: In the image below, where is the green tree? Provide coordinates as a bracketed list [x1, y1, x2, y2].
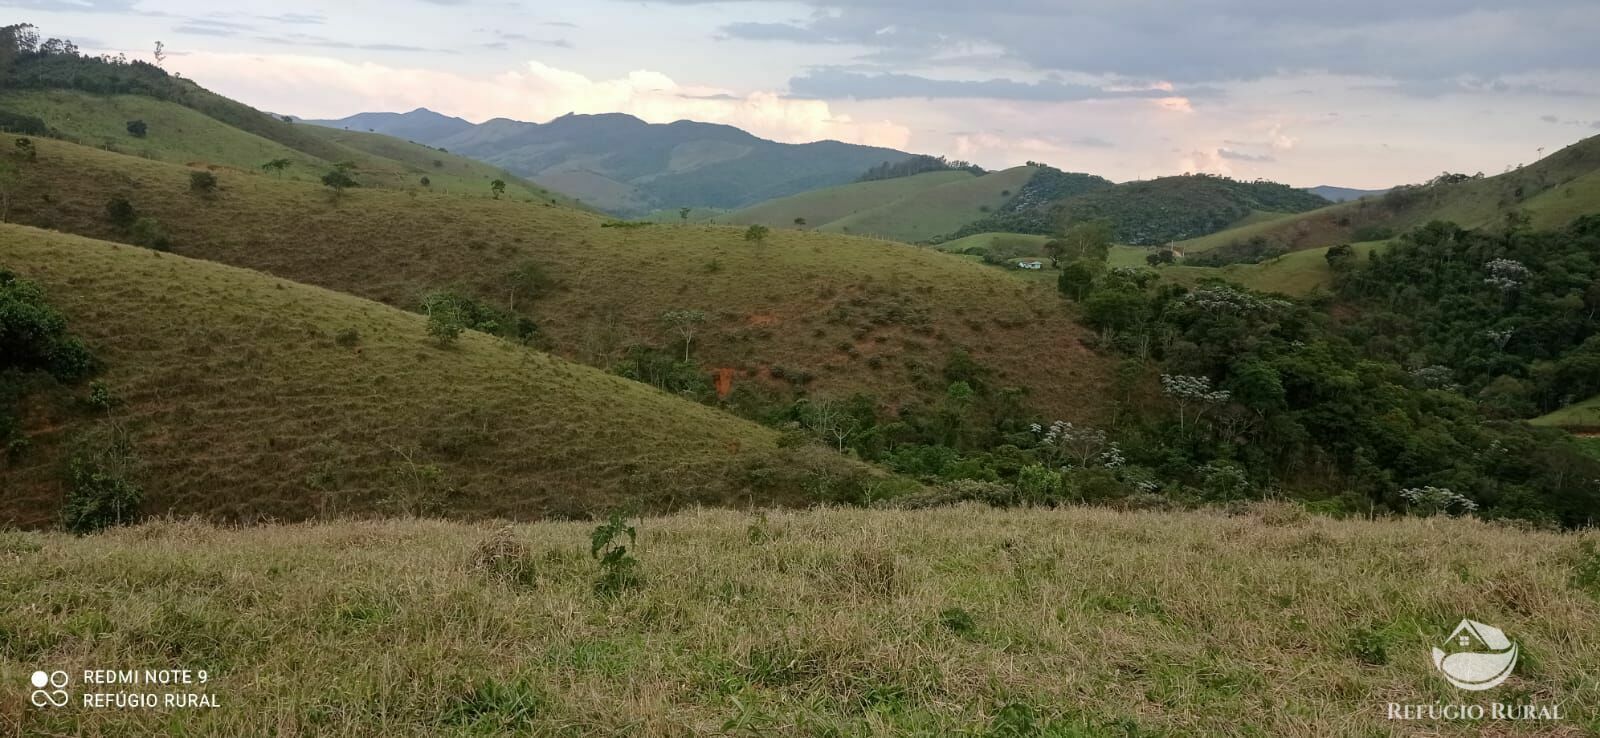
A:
[490, 179, 506, 200]
[744, 224, 770, 246]
[1324, 243, 1356, 271]
[503, 261, 551, 313]
[679, 207, 691, 225]
[422, 291, 467, 347]
[125, 119, 147, 138]
[1056, 219, 1114, 263]
[1057, 258, 1100, 301]
[260, 158, 291, 177]
[321, 167, 359, 201]
[794, 217, 807, 227]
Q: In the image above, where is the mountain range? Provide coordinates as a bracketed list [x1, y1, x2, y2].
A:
[306, 108, 917, 214]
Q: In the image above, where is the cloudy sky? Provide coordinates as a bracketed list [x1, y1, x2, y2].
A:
[10, 0, 1600, 187]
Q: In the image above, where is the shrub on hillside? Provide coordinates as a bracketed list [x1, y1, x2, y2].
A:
[129, 216, 170, 250]
[0, 110, 48, 136]
[105, 196, 137, 229]
[188, 170, 218, 194]
[61, 426, 142, 534]
[124, 119, 146, 138]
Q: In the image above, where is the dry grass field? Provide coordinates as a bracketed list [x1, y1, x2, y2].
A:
[5, 137, 1111, 422]
[2, 505, 1596, 736]
[0, 225, 876, 526]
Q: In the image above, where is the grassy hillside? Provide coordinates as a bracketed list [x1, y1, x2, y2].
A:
[819, 166, 1039, 243]
[0, 225, 873, 527]
[721, 170, 973, 232]
[0, 89, 567, 201]
[1181, 135, 1600, 254]
[294, 124, 575, 203]
[4, 137, 1111, 422]
[720, 167, 1039, 244]
[7, 506, 1598, 735]
[1532, 395, 1600, 430]
[1161, 241, 1389, 296]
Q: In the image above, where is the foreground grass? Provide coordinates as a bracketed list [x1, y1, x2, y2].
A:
[2, 506, 1596, 736]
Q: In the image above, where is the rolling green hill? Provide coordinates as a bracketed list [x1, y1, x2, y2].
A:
[311, 109, 919, 215]
[721, 169, 973, 232]
[0, 88, 568, 202]
[721, 166, 1041, 244]
[0, 225, 875, 527]
[819, 166, 1040, 243]
[1179, 134, 1600, 254]
[4, 136, 1112, 424]
[1053, 175, 1330, 245]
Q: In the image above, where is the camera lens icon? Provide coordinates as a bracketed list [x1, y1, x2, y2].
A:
[29, 670, 70, 708]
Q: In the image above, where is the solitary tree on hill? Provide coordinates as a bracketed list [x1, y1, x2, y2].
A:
[260, 158, 291, 177]
[321, 166, 359, 201]
[794, 217, 807, 227]
[490, 179, 506, 200]
[661, 309, 708, 362]
[125, 120, 147, 138]
[744, 224, 770, 246]
[679, 207, 691, 225]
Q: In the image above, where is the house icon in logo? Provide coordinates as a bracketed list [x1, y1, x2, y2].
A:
[1432, 619, 1518, 691]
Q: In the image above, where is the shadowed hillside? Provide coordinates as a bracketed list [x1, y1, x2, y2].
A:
[0, 225, 878, 527]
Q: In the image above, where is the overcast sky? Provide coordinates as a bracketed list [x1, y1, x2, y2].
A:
[9, 0, 1600, 187]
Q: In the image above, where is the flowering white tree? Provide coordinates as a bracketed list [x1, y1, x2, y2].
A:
[1161, 374, 1232, 432]
[1399, 486, 1479, 517]
[1032, 420, 1107, 468]
[1483, 259, 1530, 293]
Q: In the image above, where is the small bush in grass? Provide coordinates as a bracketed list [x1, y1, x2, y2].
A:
[471, 530, 539, 588]
[444, 677, 549, 730]
[188, 170, 218, 194]
[334, 328, 360, 348]
[85, 381, 117, 411]
[939, 606, 977, 637]
[1346, 625, 1393, 665]
[125, 119, 147, 138]
[1574, 540, 1600, 598]
[590, 511, 641, 596]
[105, 197, 137, 229]
[129, 217, 170, 250]
[62, 426, 143, 534]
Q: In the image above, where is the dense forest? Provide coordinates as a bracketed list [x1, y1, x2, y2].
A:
[942, 164, 1114, 240]
[1332, 215, 1600, 418]
[952, 172, 1330, 245]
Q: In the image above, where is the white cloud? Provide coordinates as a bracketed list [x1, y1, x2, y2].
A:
[167, 51, 911, 149]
